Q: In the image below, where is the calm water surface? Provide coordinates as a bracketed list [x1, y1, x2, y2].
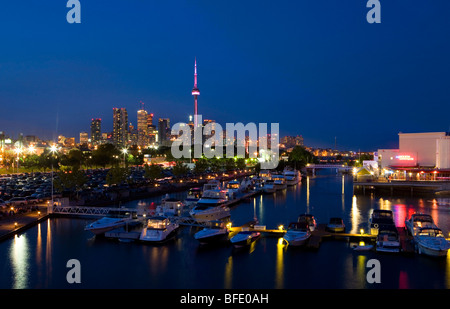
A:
[1, 172, 450, 289]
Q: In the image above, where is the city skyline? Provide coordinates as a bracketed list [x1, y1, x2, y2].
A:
[1, 1, 450, 151]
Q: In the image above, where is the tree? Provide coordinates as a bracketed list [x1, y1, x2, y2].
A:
[193, 158, 209, 174]
[288, 146, 317, 169]
[172, 160, 190, 177]
[144, 164, 163, 181]
[53, 166, 87, 198]
[236, 158, 246, 170]
[106, 166, 129, 186]
[92, 143, 120, 168]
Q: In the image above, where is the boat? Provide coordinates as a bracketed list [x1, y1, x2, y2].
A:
[139, 216, 179, 243]
[184, 187, 203, 208]
[262, 180, 276, 194]
[271, 174, 287, 190]
[225, 180, 241, 200]
[85, 214, 135, 235]
[283, 169, 301, 186]
[259, 170, 272, 181]
[230, 230, 261, 248]
[405, 213, 437, 237]
[283, 222, 311, 246]
[203, 180, 221, 191]
[415, 227, 450, 257]
[194, 220, 230, 245]
[369, 209, 395, 229]
[155, 196, 184, 216]
[326, 217, 345, 233]
[189, 189, 230, 222]
[376, 225, 401, 253]
[298, 214, 317, 232]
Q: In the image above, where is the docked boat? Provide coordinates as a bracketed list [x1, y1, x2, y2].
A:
[262, 180, 276, 194]
[194, 220, 230, 245]
[225, 180, 241, 200]
[283, 222, 311, 246]
[230, 230, 261, 248]
[271, 174, 287, 190]
[405, 213, 437, 236]
[415, 227, 450, 257]
[298, 214, 317, 232]
[155, 196, 184, 216]
[184, 187, 203, 208]
[203, 180, 221, 191]
[283, 169, 301, 186]
[376, 225, 401, 253]
[85, 214, 135, 235]
[326, 217, 345, 233]
[369, 209, 395, 229]
[189, 189, 230, 222]
[139, 216, 179, 243]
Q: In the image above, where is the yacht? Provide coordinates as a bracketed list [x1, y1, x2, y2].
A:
[369, 209, 395, 232]
[184, 187, 202, 208]
[155, 196, 184, 216]
[283, 222, 311, 246]
[190, 189, 230, 222]
[139, 216, 179, 243]
[203, 180, 221, 191]
[298, 214, 317, 232]
[376, 225, 401, 253]
[283, 169, 301, 186]
[271, 174, 287, 190]
[225, 180, 241, 200]
[415, 227, 450, 257]
[262, 180, 276, 194]
[326, 217, 345, 233]
[85, 214, 135, 235]
[230, 230, 261, 248]
[405, 213, 437, 236]
[194, 220, 230, 245]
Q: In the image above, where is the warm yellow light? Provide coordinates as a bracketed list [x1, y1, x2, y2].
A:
[278, 225, 284, 231]
[50, 144, 58, 153]
[360, 228, 364, 235]
[122, 148, 128, 154]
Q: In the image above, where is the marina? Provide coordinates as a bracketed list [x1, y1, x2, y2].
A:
[1, 170, 450, 289]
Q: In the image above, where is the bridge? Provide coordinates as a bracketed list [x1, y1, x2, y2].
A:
[305, 164, 353, 174]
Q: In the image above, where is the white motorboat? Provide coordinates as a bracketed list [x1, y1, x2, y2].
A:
[405, 213, 437, 236]
[283, 169, 301, 186]
[369, 209, 395, 229]
[259, 170, 272, 181]
[85, 215, 134, 235]
[326, 217, 345, 233]
[262, 180, 276, 194]
[225, 180, 241, 200]
[283, 222, 311, 246]
[376, 225, 401, 253]
[271, 174, 287, 190]
[230, 230, 261, 248]
[184, 187, 203, 208]
[139, 216, 179, 243]
[415, 227, 450, 257]
[203, 180, 221, 191]
[155, 196, 184, 216]
[190, 189, 230, 222]
[298, 214, 317, 232]
[194, 220, 230, 245]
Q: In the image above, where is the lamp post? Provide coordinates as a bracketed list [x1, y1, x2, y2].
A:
[122, 148, 128, 167]
[49, 145, 58, 209]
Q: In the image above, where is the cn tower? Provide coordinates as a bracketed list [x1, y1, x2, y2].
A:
[191, 58, 200, 129]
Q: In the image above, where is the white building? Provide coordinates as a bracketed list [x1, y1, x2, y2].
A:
[378, 132, 450, 169]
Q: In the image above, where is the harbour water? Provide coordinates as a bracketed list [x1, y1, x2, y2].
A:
[1, 171, 450, 289]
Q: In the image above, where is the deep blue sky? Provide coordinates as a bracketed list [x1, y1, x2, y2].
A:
[1, 0, 449, 151]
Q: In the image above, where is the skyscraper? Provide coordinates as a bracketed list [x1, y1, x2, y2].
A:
[137, 103, 148, 147]
[90, 118, 102, 145]
[191, 58, 200, 130]
[158, 118, 170, 146]
[113, 108, 128, 147]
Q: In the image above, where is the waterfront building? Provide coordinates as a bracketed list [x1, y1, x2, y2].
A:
[113, 108, 128, 147]
[90, 118, 102, 145]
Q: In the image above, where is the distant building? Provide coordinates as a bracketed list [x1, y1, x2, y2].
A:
[137, 109, 148, 147]
[280, 135, 304, 148]
[113, 108, 128, 147]
[158, 118, 170, 146]
[90, 118, 102, 145]
[79, 132, 89, 144]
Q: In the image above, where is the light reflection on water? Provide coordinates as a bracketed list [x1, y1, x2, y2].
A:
[1, 172, 450, 289]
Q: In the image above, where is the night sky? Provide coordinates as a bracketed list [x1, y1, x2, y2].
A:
[0, 1, 449, 151]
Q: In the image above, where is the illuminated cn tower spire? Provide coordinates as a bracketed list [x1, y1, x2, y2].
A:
[191, 57, 200, 129]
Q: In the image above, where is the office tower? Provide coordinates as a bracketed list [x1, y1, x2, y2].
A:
[113, 108, 128, 147]
[79, 132, 89, 144]
[90, 118, 102, 145]
[158, 118, 170, 146]
[137, 104, 148, 147]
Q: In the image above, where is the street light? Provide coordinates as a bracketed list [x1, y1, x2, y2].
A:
[49, 145, 59, 210]
[122, 148, 128, 167]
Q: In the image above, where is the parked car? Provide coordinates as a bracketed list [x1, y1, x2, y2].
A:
[6, 197, 28, 207]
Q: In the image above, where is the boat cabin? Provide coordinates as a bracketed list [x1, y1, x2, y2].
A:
[146, 216, 171, 230]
